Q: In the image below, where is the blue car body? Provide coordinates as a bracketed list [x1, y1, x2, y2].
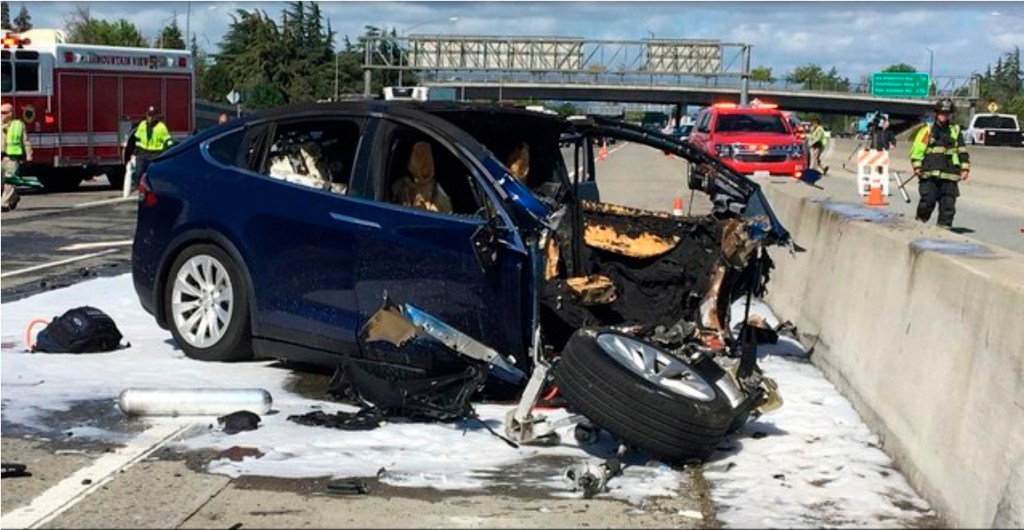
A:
[133, 101, 787, 373]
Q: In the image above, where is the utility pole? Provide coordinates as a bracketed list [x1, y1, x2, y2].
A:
[363, 36, 372, 98]
[740, 44, 752, 105]
[925, 47, 934, 95]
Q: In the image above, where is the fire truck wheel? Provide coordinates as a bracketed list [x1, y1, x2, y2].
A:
[164, 244, 254, 362]
[106, 167, 126, 191]
[556, 329, 735, 463]
[36, 171, 83, 193]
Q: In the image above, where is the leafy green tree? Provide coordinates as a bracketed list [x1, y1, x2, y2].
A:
[198, 62, 234, 103]
[882, 63, 917, 73]
[12, 5, 32, 32]
[786, 63, 849, 92]
[247, 82, 287, 108]
[2, 4, 11, 29]
[158, 19, 186, 49]
[750, 66, 775, 84]
[64, 7, 147, 47]
[553, 102, 579, 117]
[978, 47, 1022, 121]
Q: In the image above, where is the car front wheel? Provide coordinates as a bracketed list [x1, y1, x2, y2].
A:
[165, 244, 253, 362]
[556, 329, 736, 462]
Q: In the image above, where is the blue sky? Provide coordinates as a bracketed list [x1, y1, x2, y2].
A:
[11, 1, 1024, 79]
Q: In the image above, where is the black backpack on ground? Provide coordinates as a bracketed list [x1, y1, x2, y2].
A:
[33, 306, 124, 354]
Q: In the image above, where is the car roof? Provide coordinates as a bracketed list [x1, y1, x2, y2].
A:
[179, 100, 566, 161]
[711, 106, 785, 115]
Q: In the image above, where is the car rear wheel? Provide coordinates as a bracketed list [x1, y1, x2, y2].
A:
[36, 168, 84, 192]
[165, 244, 253, 362]
[556, 329, 736, 462]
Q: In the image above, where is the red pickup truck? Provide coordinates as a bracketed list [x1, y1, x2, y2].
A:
[689, 103, 807, 178]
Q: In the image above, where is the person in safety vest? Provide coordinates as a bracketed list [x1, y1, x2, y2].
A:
[808, 118, 829, 175]
[910, 99, 970, 229]
[127, 106, 173, 193]
[1, 102, 31, 212]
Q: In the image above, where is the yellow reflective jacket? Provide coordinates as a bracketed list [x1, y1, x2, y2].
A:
[134, 120, 173, 152]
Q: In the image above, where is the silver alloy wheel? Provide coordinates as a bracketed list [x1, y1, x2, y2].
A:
[596, 333, 716, 402]
[171, 254, 234, 349]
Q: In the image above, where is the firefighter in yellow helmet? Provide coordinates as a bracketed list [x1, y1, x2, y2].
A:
[910, 99, 970, 229]
[126, 106, 173, 193]
[2, 102, 31, 211]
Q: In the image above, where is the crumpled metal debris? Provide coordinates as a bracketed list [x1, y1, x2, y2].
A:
[218, 410, 261, 435]
[286, 409, 381, 431]
[563, 458, 623, 499]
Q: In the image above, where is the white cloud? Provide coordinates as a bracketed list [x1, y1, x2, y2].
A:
[15, 1, 1016, 79]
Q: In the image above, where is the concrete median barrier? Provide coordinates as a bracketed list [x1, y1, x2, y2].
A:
[758, 179, 1024, 528]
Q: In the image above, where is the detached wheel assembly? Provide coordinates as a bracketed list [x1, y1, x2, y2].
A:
[164, 244, 253, 362]
[556, 329, 736, 462]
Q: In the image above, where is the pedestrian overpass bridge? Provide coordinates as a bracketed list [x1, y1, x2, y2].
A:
[363, 34, 977, 125]
[420, 81, 945, 121]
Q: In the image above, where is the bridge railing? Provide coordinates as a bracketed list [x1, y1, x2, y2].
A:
[363, 34, 977, 102]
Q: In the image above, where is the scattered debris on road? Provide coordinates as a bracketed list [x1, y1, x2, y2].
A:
[218, 411, 262, 435]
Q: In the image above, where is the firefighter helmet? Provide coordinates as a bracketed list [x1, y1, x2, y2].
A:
[934, 99, 955, 114]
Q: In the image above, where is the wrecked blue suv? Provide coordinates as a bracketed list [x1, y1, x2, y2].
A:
[133, 101, 789, 461]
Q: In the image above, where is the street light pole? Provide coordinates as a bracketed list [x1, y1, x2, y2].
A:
[924, 47, 934, 96]
[398, 16, 458, 87]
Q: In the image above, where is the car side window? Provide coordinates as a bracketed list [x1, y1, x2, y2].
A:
[370, 124, 485, 217]
[697, 112, 711, 133]
[207, 130, 246, 166]
[260, 119, 363, 195]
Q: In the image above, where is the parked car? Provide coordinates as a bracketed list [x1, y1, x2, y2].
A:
[689, 103, 807, 178]
[132, 101, 790, 461]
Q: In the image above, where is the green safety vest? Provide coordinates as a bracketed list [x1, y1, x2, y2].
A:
[810, 125, 827, 147]
[134, 120, 173, 152]
[5, 119, 26, 157]
[910, 123, 969, 181]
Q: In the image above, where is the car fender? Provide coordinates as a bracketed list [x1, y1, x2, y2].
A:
[154, 228, 261, 336]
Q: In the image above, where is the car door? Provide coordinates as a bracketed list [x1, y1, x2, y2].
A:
[209, 115, 373, 357]
[349, 117, 531, 361]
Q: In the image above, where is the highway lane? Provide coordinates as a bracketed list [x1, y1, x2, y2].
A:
[817, 139, 1024, 254]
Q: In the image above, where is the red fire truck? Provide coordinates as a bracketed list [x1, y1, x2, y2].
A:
[2, 28, 193, 191]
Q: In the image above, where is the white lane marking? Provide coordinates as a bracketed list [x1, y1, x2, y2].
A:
[1, 422, 193, 529]
[57, 240, 134, 252]
[73, 197, 134, 209]
[0, 249, 120, 279]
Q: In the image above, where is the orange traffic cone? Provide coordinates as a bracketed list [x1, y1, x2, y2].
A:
[866, 179, 888, 207]
[598, 141, 608, 162]
[672, 196, 684, 217]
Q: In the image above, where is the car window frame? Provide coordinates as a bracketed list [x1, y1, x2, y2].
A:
[200, 114, 373, 201]
[259, 115, 368, 192]
[361, 116, 501, 222]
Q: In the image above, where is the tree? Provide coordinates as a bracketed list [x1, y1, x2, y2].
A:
[882, 63, 917, 73]
[2, 4, 11, 29]
[157, 19, 186, 49]
[786, 63, 849, 92]
[64, 7, 147, 47]
[750, 66, 775, 84]
[12, 5, 32, 32]
[978, 47, 1023, 122]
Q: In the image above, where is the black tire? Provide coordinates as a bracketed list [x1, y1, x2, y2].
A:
[556, 329, 736, 462]
[36, 169, 83, 192]
[164, 244, 253, 362]
[105, 167, 126, 191]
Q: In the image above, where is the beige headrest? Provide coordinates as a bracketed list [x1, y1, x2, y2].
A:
[507, 142, 530, 180]
[408, 141, 435, 182]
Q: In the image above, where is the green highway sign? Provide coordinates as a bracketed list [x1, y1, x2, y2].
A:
[871, 72, 931, 99]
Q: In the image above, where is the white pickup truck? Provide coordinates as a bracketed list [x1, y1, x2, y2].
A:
[964, 113, 1024, 147]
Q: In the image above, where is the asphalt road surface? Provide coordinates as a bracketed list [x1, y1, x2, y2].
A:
[1, 178, 134, 302]
[817, 139, 1024, 254]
